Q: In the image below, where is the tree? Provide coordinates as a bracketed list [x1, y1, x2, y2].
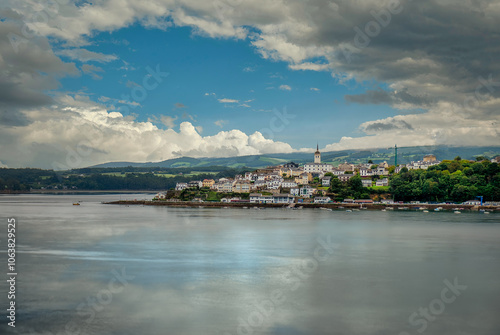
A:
[348, 175, 363, 195]
[476, 156, 487, 161]
[329, 176, 343, 193]
[454, 156, 462, 161]
[368, 160, 373, 164]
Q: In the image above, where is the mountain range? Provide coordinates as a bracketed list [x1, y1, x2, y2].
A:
[89, 146, 500, 169]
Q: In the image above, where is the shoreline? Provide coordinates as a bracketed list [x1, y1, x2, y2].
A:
[1, 190, 158, 195]
[104, 200, 499, 212]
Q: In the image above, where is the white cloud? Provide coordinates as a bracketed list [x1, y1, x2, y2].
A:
[289, 63, 330, 71]
[324, 102, 500, 151]
[2, 0, 499, 159]
[161, 115, 178, 129]
[214, 120, 227, 127]
[57, 49, 118, 63]
[218, 98, 239, 103]
[279, 84, 292, 91]
[310, 87, 320, 91]
[0, 96, 295, 168]
[81, 64, 104, 80]
[239, 104, 251, 108]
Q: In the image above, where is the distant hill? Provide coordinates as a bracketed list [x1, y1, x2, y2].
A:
[89, 146, 500, 169]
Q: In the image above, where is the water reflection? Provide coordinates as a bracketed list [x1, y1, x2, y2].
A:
[0, 194, 499, 334]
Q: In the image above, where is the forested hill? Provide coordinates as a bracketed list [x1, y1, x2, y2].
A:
[389, 158, 500, 202]
[90, 146, 500, 169]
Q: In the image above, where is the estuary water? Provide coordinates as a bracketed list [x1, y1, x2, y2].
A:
[0, 194, 499, 335]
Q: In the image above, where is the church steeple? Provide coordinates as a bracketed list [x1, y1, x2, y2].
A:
[314, 143, 321, 163]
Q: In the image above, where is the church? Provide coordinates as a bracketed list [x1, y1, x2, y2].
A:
[303, 144, 334, 174]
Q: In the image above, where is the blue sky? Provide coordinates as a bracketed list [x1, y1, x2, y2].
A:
[57, 24, 397, 148]
[0, 0, 498, 168]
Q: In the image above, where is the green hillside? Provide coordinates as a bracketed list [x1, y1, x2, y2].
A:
[90, 146, 500, 169]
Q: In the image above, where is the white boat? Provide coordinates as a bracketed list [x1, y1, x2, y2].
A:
[346, 209, 352, 212]
[454, 211, 461, 214]
[423, 210, 429, 213]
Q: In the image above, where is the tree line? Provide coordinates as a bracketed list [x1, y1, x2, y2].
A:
[327, 158, 499, 202]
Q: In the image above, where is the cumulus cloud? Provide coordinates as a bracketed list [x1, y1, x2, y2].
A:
[325, 102, 500, 151]
[0, 97, 295, 169]
[279, 84, 292, 91]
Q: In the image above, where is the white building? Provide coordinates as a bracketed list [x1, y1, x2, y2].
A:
[338, 174, 354, 182]
[249, 193, 294, 204]
[233, 181, 252, 193]
[303, 144, 334, 173]
[359, 168, 374, 177]
[362, 179, 373, 187]
[321, 176, 331, 187]
[188, 180, 202, 188]
[376, 167, 389, 176]
[281, 180, 298, 188]
[154, 192, 167, 199]
[266, 179, 283, 190]
[273, 194, 294, 204]
[175, 183, 188, 191]
[299, 185, 315, 198]
[376, 178, 389, 187]
[314, 197, 331, 204]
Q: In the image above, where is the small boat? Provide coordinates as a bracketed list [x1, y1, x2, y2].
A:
[454, 211, 461, 214]
[434, 208, 440, 212]
[346, 209, 352, 212]
[484, 211, 490, 214]
[73, 202, 80, 206]
[381, 209, 386, 212]
[423, 210, 429, 213]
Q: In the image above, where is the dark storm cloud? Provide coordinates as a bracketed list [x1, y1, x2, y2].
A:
[345, 89, 393, 105]
[0, 109, 30, 127]
[345, 88, 432, 106]
[364, 120, 413, 132]
[274, 0, 500, 107]
[0, 20, 78, 121]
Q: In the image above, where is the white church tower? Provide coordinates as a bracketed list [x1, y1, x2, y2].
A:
[314, 143, 321, 164]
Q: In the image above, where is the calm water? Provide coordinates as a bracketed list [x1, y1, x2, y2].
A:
[1, 194, 499, 335]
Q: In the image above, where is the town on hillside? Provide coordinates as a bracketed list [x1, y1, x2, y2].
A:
[155, 146, 463, 205]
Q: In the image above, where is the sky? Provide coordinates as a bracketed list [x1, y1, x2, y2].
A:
[0, 0, 499, 169]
